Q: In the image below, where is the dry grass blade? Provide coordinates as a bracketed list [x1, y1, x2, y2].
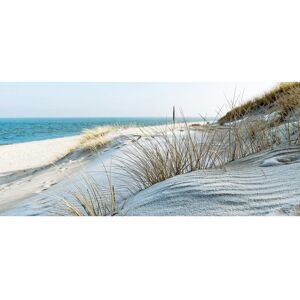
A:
[79, 125, 116, 151]
[219, 82, 300, 124]
[218, 85, 300, 161]
[115, 122, 225, 191]
[62, 173, 118, 216]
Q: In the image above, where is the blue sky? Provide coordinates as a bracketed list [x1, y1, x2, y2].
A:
[0, 82, 275, 117]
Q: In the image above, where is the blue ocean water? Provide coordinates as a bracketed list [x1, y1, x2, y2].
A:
[0, 117, 207, 145]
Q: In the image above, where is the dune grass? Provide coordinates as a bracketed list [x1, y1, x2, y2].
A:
[219, 82, 300, 125]
[217, 83, 300, 160]
[220, 107, 300, 162]
[61, 122, 226, 215]
[115, 122, 225, 192]
[63, 173, 119, 216]
[66, 125, 116, 155]
[78, 125, 116, 151]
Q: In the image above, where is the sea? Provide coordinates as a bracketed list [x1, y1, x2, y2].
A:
[0, 117, 209, 145]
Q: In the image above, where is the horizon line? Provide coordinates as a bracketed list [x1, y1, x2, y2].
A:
[0, 115, 216, 119]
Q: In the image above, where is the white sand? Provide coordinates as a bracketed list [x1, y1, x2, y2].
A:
[0, 123, 196, 213]
[121, 146, 300, 216]
[1, 118, 300, 216]
[0, 121, 199, 176]
[1, 123, 300, 216]
[0, 136, 81, 174]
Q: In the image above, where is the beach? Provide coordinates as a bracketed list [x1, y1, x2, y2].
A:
[1, 83, 300, 216]
[1, 119, 300, 216]
[0, 135, 90, 211]
[0, 136, 81, 174]
[0, 123, 198, 214]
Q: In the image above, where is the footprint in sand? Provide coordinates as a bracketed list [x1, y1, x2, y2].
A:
[41, 180, 55, 187]
[35, 180, 56, 194]
[58, 167, 68, 173]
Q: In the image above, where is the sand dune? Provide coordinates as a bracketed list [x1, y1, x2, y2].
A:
[2, 133, 300, 216]
[0, 123, 195, 214]
[1, 121, 300, 216]
[120, 146, 300, 216]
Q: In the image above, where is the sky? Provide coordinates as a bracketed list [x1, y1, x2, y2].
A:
[0, 82, 276, 118]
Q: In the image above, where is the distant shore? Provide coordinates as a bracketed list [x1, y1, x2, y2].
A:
[0, 117, 208, 146]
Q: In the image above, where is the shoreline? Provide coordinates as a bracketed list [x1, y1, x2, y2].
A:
[0, 134, 80, 147]
[0, 135, 81, 174]
[0, 121, 203, 174]
[0, 134, 93, 211]
[0, 122, 202, 213]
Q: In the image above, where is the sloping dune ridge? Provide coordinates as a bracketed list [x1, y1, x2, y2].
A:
[121, 146, 300, 216]
[1, 126, 300, 216]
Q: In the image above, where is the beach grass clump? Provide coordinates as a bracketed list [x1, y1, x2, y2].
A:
[219, 82, 300, 125]
[63, 174, 118, 216]
[79, 125, 115, 151]
[61, 122, 226, 215]
[225, 116, 273, 161]
[222, 106, 300, 161]
[216, 83, 300, 160]
[115, 123, 225, 191]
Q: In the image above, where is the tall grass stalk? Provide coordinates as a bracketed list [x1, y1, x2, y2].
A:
[115, 122, 225, 191]
[219, 82, 300, 124]
[63, 173, 118, 216]
[220, 97, 300, 161]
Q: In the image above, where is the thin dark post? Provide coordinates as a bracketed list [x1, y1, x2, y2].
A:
[173, 106, 176, 124]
